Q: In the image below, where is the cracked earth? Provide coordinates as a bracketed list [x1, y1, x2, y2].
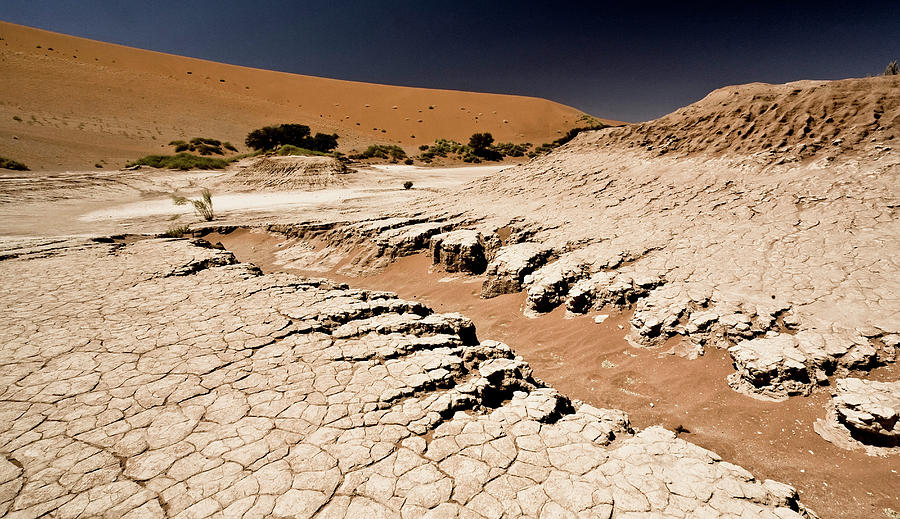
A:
[0, 238, 818, 518]
[0, 77, 897, 518]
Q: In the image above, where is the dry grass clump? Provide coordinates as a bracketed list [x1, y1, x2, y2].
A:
[162, 223, 192, 238]
[172, 189, 214, 221]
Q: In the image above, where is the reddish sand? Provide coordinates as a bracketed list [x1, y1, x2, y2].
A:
[0, 21, 620, 171]
[207, 228, 899, 519]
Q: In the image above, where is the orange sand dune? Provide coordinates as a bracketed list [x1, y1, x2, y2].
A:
[0, 21, 614, 171]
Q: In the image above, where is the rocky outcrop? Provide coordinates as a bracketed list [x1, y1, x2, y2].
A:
[830, 378, 899, 446]
[815, 378, 900, 455]
[480, 242, 551, 298]
[565, 270, 664, 314]
[523, 255, 591, 315]
[430, 229, 486, 273]
[0, 237, 817, 518]
[727, 331, 889, 400]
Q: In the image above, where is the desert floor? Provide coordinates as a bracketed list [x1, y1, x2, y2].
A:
[0, 160, 896, 518]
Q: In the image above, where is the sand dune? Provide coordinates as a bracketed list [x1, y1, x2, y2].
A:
[0, 21, 613, 170]
[594, 76, 898, 160]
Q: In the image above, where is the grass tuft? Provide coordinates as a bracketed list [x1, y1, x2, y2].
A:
[172, 188, 214, 221]
[163, 223, 192, 238]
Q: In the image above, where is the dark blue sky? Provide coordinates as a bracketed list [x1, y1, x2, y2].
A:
[2, 1, 898, 121]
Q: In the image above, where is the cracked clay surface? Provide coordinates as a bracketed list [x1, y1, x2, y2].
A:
[0, 238, 817, 518]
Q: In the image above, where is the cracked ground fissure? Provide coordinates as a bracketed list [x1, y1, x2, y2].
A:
[0, 236, 822, 518]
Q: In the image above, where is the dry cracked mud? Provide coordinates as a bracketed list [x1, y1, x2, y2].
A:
[0, 237, 818, 518]
[1, 76, 897, 518]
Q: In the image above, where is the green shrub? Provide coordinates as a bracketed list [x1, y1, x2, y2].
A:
[416, 137, 531, 162]
[275, 145, 328, 156]
[468, 132, 494, 151]
[0, 156, 29, 171]
[493, 142, 531, 157]
[189, 137, 224, 155]
[172, 188, 214, 221]
[245, 124, 339, 152]
[349, 144, 407, 161]
[127, 153, 229, 170]
[404, 158, 414, 165]
[169, 139, 190, 152]
[424, 139, 465, 158]
[168, 137, 237, 155]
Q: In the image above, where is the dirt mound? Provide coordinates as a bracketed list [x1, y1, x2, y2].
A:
[227, 155, 352, 190]
[584, 76, 898, 161]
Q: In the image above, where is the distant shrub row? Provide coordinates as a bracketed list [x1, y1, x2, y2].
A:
[168, 137, 237, 156]
[126, 153, 229, 170]
[0, 156, 29, 171]
[274, 144, 329, 157]
[245, 124, 339, 153]
[416, 133, 532, 163]
[349, 144, 407, 161]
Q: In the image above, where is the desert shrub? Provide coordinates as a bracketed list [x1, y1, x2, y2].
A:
[426, 139, 465, 158]
[12, 115, 22, 122]
[404, 158, 414, 165]
[417, 137, 531, 162]
[223, 141, 238, 152]
[163, 223, 192, 238]
[168, 137, 234, 155]
[245, 124, 339, 152]
[528, 124, 607, 157]
[418, 144, 429, 151]
[310, 132, 339, 152]
[403, 181, 413, 189]
[275, 144, 327, 156]
[493, 142, 531, 157]
[0, 156, 29, 170]
[189, 137, 224, 155]
[468, 132, 495, 151]
[169, 139, 190, 152]
[127, 153, 229, 170]
[172, 189, 214, 221]
[349, 144, 407, 161]
[467, 133, 502, 160]
[885, 60, 899, 76]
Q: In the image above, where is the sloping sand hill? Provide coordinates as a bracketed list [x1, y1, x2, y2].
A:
[0, 20, 609, 170]
[595, 76, 898, 160]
